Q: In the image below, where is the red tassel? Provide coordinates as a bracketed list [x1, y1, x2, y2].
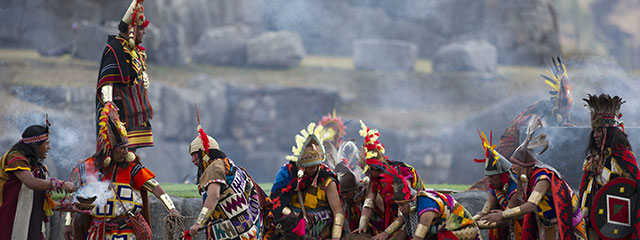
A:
[182, 230, 193, 240]
[474, 158, 486, 163]
[292, 218, 306, 236]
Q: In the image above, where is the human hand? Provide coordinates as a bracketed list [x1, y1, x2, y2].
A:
[481, 210, 503, 223]
[371, 231, 389, 240]
[189, 223, 202, 237]
[62, 182, 77, 192]
[352, 227, 367, 234]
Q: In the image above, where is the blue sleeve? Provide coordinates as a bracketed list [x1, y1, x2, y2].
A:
[417, 195, 441, 216]
[271, 164, 292, 193]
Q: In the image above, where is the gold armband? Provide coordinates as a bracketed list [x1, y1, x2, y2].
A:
[65, 212, 72, 226]
[160, 193, 176, 211]
[480, 200, 493, 214]
[281, 207, 292, 216]
[502, 207, 522, 219]
[414, 223, 429, 239]
[363, 198, 374, 209]
[384, 218, 402, 235]
[101, 85, 113, 102]
[332, 213, 344, 239]
[358, 215, 369, 230]
[196, 207, 212, 225]
[142, 179, 160, 192]
[527, 191, 543, 205]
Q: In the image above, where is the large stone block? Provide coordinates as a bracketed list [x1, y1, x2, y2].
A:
[353, 39, 417, 71]
[247, 31, 306, 69]
[192, 26, 250, 66]
[72, 21, 115, 61]
[432, 39, 497, 73]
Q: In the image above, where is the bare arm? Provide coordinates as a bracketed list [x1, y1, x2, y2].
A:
[326, 181, 344, 240]
[482, 179, 550, 222]
[14, 170, 53, 190]
[189, 182, 222, 236]
[414, 211, 438, 240]
[353, 184, 376, 233]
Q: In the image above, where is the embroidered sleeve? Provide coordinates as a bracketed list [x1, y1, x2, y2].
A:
[131, 164, 156, 190]
[198, 159, 228, 191]
[4, 152, 30, 172]
[417, 195, 442, 216]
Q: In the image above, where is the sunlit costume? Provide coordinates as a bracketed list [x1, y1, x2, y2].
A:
[579, 94, 640, 239]
[487, 117, 586, 240]
[384, 165, 480, 240]
[472, 130, 521, 240]
[0, 118, 67, 239]
[356, 120, 425, 236]
[269, 123, 344, 239]
[188, 116, 267, 239]
[96, 0, 153, 149]
[70, 102, 177, 240]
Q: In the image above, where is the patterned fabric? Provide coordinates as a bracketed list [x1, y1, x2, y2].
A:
[0, 150, 48, 240]
[490, 173, 518, 210]
[370, 160, 425, 228]
[269, 161, 337, 238]
[416, 191, 479, 240]
[96, 35, 153, 149]
[74, 155, 156, 240]
[402, 201, 419, 238]
[579, 146, 640, 239]
[521, 167, 586, 240]
[488, 173, 519, 240]
[201, 158, 263, 240]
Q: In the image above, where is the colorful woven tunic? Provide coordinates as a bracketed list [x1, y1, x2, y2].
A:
[487, 173, 520, 240]
[97, 35, 153, 149]
[371, 160, 425, 230]
[270, 161, 338, 238]
[0, 150, 49, 240]
[73, 156, 156, 240]
[521, 163, 586, 240]
[414, 190, 480, 240]
[198, 157, 263, 240]
[579, 146, 640, 239]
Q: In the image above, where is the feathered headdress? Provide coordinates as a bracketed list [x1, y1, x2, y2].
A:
[540, 57, 573, 123]
[190, 106, 220, 168]
[319, 109, 347, 146]
[474, 129, 512, 176]
[121, 0, 149, 48]
[97, 102, 128, 156]
[286, 122, 326, 168]
[510, 116, 549, 167]
[583, 94, 625, 131]
[358, 120, 387, 170]
[378, 164, 413, 202]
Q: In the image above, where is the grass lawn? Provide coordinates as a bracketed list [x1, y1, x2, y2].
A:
[54, 183, 470, 200]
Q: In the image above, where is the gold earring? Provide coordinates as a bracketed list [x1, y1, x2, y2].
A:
[103, 157, 111, 168]
[126, 152, 136, 162]
[297, 169, 304, 178]
[519, 174, 528, 184]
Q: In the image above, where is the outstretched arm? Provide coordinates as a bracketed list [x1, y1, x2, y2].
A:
[326, 181, 344, 240]
[14, 170, 76, 192]
[482, 179, 550, 222]
[352, 184, 376, 233]
[189, 182, 222, 237]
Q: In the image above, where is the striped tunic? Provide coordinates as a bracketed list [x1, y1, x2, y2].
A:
[96, 35, 153, 149]
[0, 150, 48, 240]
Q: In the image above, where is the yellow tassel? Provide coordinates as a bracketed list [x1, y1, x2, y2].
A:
[44, 194, 55, 217]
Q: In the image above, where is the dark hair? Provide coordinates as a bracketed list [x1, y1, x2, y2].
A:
[585, 127, 631, 155]
[118, 20, 129, 33]
[11, 125, 48, 165]
[195, 149, 227, 183]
